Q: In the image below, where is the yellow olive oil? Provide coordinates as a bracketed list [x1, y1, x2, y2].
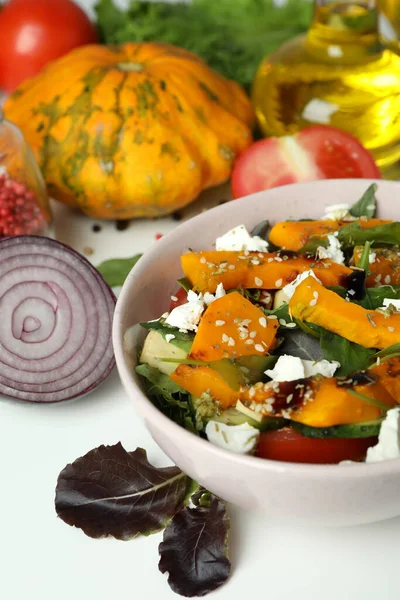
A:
[252, 1, 400, 178]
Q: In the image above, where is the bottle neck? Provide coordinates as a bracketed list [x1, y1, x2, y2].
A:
[307, 0, 382, 63]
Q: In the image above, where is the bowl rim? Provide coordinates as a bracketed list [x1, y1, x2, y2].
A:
[113, 178, 400, 478]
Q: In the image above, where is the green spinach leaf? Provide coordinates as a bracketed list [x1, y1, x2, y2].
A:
[97, 254, 142, 287]
[141, 320, 194, 353]
[319, 329, 375, 376]
[328, 285, 400, 309]
[349, 183, 377, 218]
[338, 222, 400, 249]
[264, 303, 296, 328]
[356, 240, 372, 273]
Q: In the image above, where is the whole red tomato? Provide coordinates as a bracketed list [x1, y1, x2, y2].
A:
[0, 0, 99, 92]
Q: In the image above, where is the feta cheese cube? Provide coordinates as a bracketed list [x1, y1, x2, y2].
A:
[205, 421, 260, 454]
[165, 290, 204, 332]
[281, 270, 321, 300]
[366, 408, 400, 463]
[216, 225, 268, 252]
[322, 203, 355, 221]
[203, 282, 226, 306]
[316, 234, 345, 265]
[382, 298, 400, 311]
[265, 354, 340, 382]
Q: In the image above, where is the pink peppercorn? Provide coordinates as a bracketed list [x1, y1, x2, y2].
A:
[0, 174, 48, 236]
[155, 233, 163, 240]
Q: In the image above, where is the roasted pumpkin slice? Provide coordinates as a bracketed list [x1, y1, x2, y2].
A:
[269, 219, 390, 252]
[239, 375, 394, 427]
[370, 356, 400, 400]
[170, 364, 239, 409]
[290, 276, 400, 349]
[181, 251, 352, 293]
[353, 246, 400, 287]
[289, 378, 395, 428]
[190, 291, 278, 361]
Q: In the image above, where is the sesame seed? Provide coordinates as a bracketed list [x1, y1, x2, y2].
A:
[239, 331, 248, 340]
[170, 295, 178, 301]
[385, 275, 392, 284]
[286, 322, 297, 328]
[245, 339, 254, 345]
[313, 291, 319, 299]
[255, 404, 262, 413]
[249, 388, 255, 398]
[228, 264, 236, 270]
[238, 256, 248, 260]
[255, 344, 264, 352]
[258, 253, 264, 259]
[274, 257, 283, 262]
[287, 394, 294, 404]
[216, 320, 226, 326]
[309, 299, 317, 307]
[264, 405, 274, 413]
[220, 262, 228, 268]
[244, 250, 250, 256]
[375, 274, 382, 283]
[249, 331, 257, 338]
[251, 258, 260, 265]
[268, 258, 274, 263]
[268, 315, 278, 320]
[255, 277, 263, 287]
[275, 278, 283, 287]
[200, 257, 206, 264]
[228, 337, 236, 347]
[348, 289, 355, 296]
[388, 326, 395, 332]
[279, 318, 287, 326]
[259, 317, 267, 328]
[222, 333, 229, 343]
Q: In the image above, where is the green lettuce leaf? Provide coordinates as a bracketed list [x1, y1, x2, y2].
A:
[136, 363, 196, 432]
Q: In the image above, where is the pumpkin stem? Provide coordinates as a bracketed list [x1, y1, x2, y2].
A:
[117, 62, 144, 72]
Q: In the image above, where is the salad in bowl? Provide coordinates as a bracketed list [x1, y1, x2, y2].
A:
[136, 183, 400, 466]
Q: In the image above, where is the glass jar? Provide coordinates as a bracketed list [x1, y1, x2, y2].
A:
[252, 0, 400, 179]
[0, 108, 51, 236]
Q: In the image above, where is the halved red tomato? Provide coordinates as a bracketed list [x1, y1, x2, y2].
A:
[256, 427, 377, 464]
[231, 125, 381, 199]
[169, 287, 188, 311]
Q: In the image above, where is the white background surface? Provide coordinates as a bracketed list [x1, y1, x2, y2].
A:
[1, 1, 400, 599]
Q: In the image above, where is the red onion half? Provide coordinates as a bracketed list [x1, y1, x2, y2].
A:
[0, 236, 116, 402]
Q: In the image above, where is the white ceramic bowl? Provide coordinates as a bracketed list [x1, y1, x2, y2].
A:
[113, 179, 400, 527]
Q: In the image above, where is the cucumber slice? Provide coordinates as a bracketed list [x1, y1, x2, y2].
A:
[291, 419, 382, 439]
[214, 408, 286, 432]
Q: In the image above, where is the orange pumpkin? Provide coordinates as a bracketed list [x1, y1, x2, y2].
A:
[4, 43, 254, 219]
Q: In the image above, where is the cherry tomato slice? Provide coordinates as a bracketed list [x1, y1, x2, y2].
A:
[169, 287, 188, 311]
[231, 125, 381, 199]
[256, 427, 377, 464]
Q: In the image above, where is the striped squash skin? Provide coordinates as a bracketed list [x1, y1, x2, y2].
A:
[5, 43, 254, 219]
